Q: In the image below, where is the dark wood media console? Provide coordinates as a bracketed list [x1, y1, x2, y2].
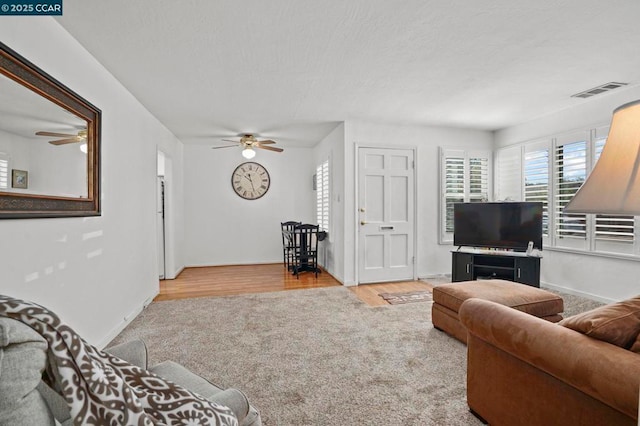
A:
[451, 250, 540, 287]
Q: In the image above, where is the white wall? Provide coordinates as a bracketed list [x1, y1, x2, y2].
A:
[0, 130, 30, 192]
[0, 18, 185, 346]
[313, 123, 345, 282]
[27, 141, 87, 197]
[495, 87, 640, 302]
[344, 119, 494, 284]
[183, 145, 315, 266]
[0, 133, 86, 197]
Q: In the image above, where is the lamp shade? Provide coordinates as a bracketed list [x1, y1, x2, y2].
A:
[564, 99, 640, 215]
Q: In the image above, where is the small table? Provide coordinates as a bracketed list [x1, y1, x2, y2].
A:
[290, 228, 326, 276]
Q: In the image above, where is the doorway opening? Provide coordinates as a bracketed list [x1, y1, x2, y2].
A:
[157, 151, 166, 280]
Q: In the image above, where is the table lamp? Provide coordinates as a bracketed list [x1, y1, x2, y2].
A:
[565, 100, 640, 215]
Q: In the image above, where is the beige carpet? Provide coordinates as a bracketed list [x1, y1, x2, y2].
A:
[110, 286, 601, 425]
[111, 287, 476, 425]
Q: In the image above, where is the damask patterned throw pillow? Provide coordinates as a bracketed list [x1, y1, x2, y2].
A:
[0, 295, 238, 426]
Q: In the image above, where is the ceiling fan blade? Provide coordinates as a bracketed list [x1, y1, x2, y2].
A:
[211, 145, 238, 150]
[49, 138, 80, 145]
[257, 139, 276, 144]
[36, 131, 75, 138]
[257, 145, 284, 152]
[221, 139, 241, 143]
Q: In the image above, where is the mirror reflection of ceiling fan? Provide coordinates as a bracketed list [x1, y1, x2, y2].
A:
[35, 129, 87, 145]
[211, 133, 284, 159]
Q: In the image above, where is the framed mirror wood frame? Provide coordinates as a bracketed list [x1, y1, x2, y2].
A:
[0, 42, 101, 219]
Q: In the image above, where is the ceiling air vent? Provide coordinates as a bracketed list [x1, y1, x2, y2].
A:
[571, 82, 628, 99]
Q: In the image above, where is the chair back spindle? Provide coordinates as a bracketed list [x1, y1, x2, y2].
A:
[281, 221, 301, 270]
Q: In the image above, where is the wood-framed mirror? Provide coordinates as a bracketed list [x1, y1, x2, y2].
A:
[0, 42, 101, 219]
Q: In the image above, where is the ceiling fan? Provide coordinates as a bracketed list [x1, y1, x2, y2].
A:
[212, 134, 284, 159]
[35, 129, 87, 145]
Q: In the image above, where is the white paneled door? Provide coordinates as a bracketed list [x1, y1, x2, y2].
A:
[358, 147, 415, 283]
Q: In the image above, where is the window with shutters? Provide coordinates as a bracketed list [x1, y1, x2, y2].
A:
[0, 153, 8, 190]
[493, 125, 640, 258]
[440, 148, 491, 243]
[443, 153, 465, 235]
[494, 145, 522, 202]
[553, 137, 588, 249]
[469, 157, 489, 202]
[524, 145, 550, 237]
[592, 131, 635, 253]
[316, 158, 330, 233]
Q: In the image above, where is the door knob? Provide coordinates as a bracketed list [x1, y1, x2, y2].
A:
[360, 220, 367, 225]
[359, 208, 365, 212]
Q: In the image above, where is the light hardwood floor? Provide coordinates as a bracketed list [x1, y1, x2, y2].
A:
[349, 280, 434, 306]
[156, 263, 340, 301]
[157, 263, 433, 306]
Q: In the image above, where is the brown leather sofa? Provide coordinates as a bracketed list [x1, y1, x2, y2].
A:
[459, 298, 640, 426]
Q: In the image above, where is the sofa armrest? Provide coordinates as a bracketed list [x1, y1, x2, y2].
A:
[104, 339, 148, 370]
[459, 298, 640, 419]
[150, 360, 250, 423]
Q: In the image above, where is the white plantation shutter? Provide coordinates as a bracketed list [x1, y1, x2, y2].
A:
[469, 156, 489, 202]
[524, 145, 550, 237]
[505, 126, 639, 257]
[0, 153, 8, 189]
[553, 134, 588, 249]
[494, 146, 522, 202]
[440, 148, 491, 242]
[593, 130, 635, 247]
[443, 152, 465, 234]
[316, 158, 330, 232]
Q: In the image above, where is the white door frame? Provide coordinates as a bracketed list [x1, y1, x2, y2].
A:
[157, 148, 178, 280]
[157, 176, 166, 279]
[354, 143, 418, 285]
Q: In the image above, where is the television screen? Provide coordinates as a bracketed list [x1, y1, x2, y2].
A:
[453, 202, 543, 251]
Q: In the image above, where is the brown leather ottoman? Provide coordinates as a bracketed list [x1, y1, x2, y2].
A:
[432, 279, 564, 343]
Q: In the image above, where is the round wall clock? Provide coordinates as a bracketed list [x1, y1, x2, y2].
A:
[231, 162, 271, 200]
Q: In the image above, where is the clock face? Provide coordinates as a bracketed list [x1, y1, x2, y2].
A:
[231, 162, 271, 200]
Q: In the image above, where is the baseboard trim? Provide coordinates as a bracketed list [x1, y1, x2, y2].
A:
[167, 265, 185, 280]
[540, 281, 617, 304]
[96, 290, 158, 349]
[420, 273, 452, 280]
[185, 261, 281, 268]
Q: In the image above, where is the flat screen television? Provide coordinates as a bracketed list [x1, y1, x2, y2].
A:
[453, 202, 543, 251]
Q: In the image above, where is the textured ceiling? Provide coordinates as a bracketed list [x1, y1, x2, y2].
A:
[56, 0, 640, 147]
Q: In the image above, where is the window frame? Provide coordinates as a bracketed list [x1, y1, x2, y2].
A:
[523, 140, 551, 240]
[590, 126, 635, 253]
[495, 124, 640, 259]
[0, 152, 8, 190]
[552, 131, 589, 251]
[439, 147, 492, 244]
[316, 156, 331, 235]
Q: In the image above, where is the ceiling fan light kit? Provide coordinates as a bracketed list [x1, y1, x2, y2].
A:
[242, 147, 256, 159]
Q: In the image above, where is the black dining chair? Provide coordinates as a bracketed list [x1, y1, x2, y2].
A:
[291, 224, 320, 278]
[281, 221, 301, 270]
